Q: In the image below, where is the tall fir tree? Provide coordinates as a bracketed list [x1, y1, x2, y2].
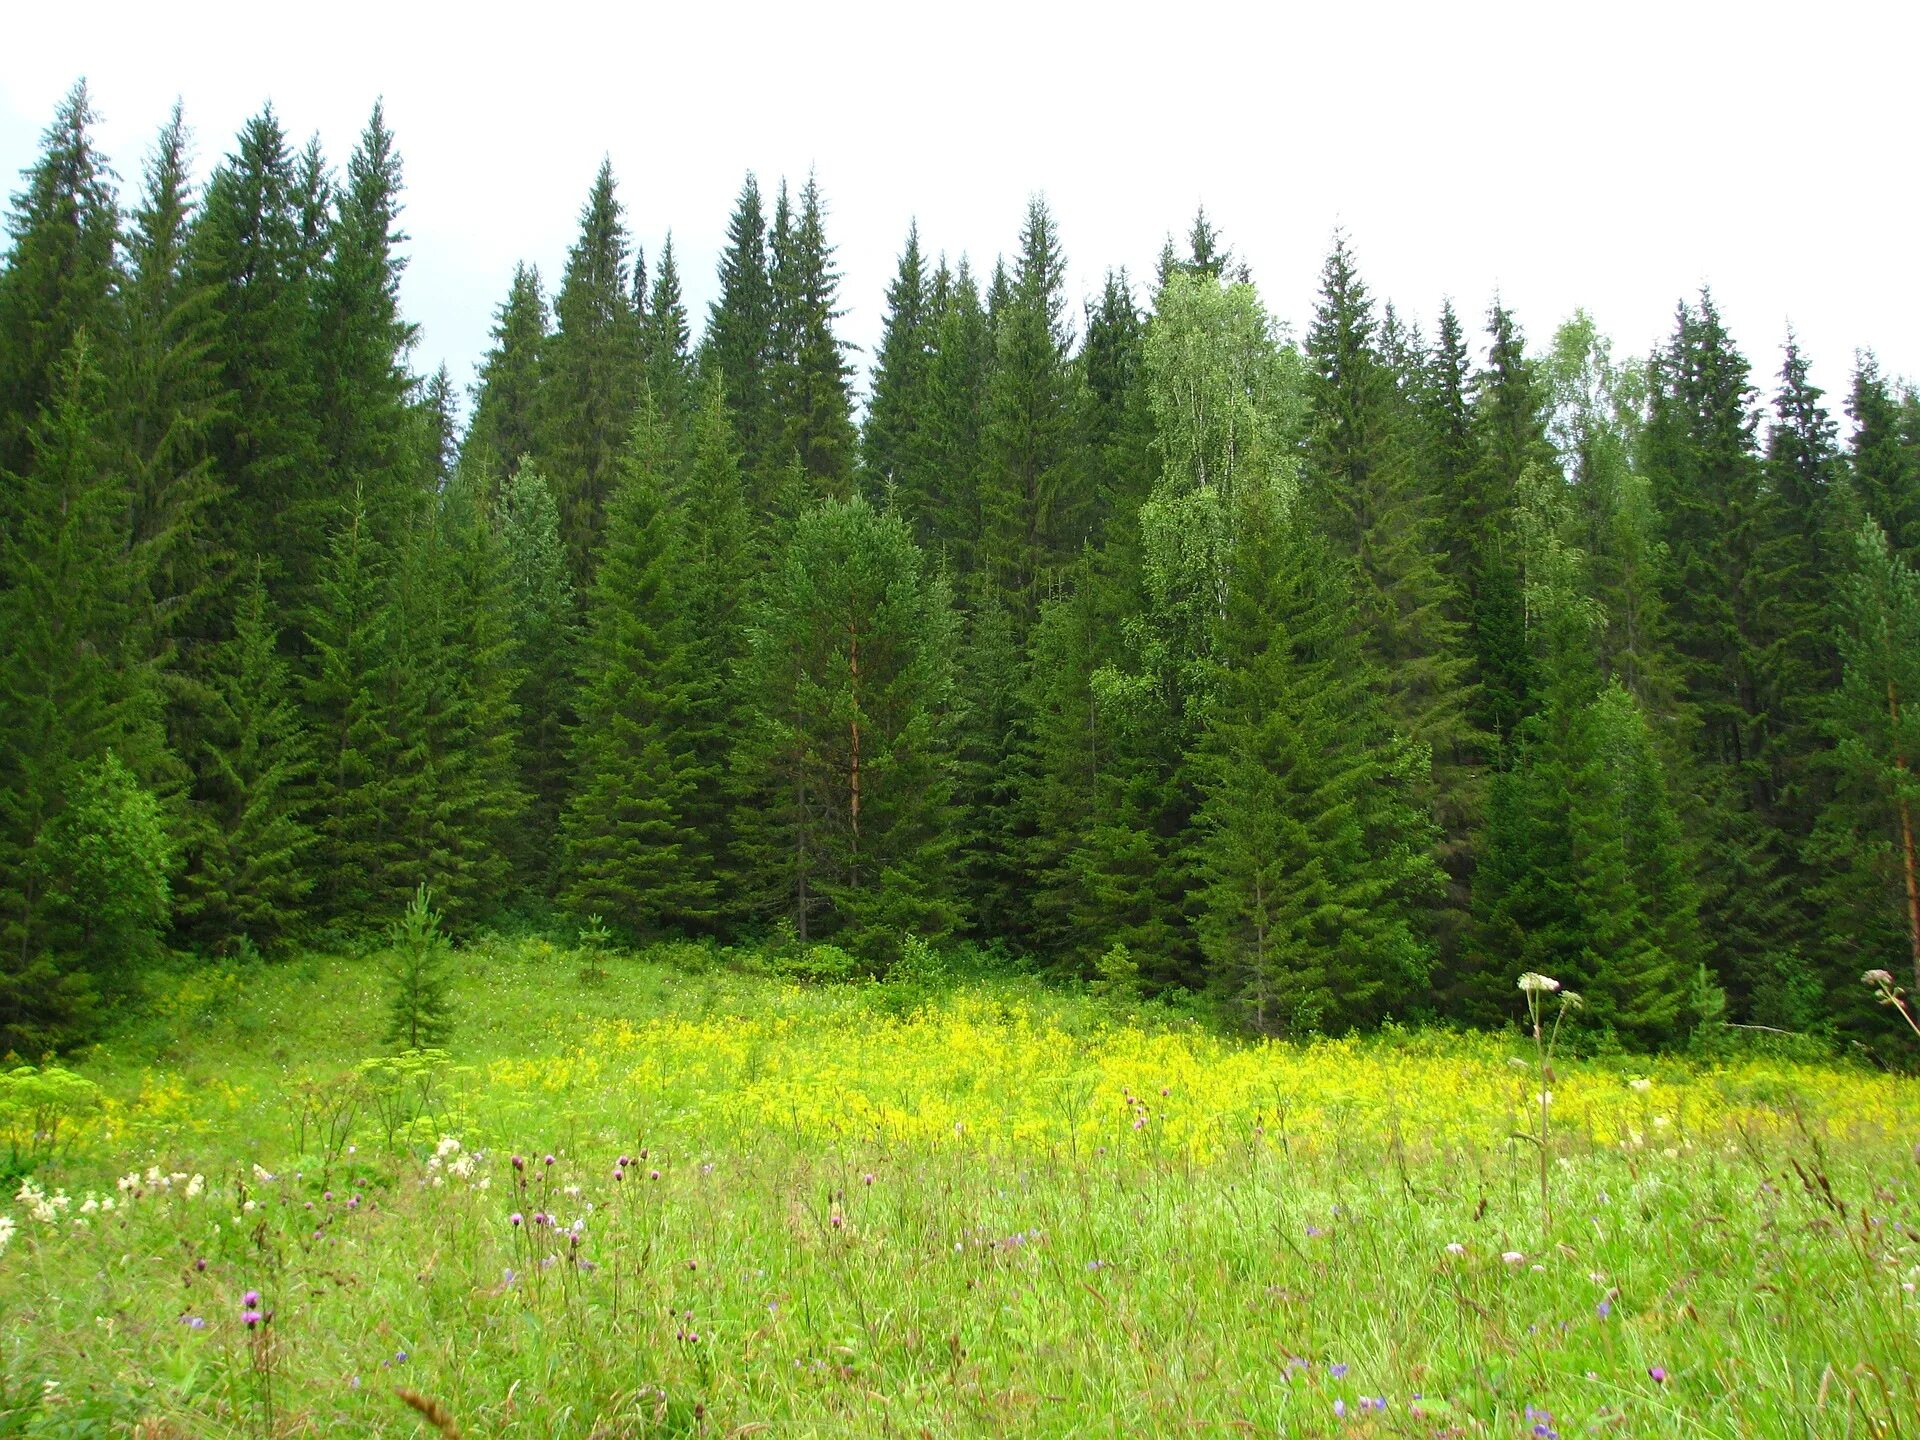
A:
[498, 463, 576, 894]
[536, 158, 642, 587]
[640, 232, 695, 436]
[674, 376, 756, 922]
[0, 339, 169, 1041]
[917, 256, 993, 574]
[980, 198, 1087, 632]
[1641, 291, 1795, 1013]
[302, 488, 396, 921]
[314, 102, 422, 544]
[560, 404, 712, 935]
[737, 496, 961, 955]
[177, 566, 315, 952]
[702, 173, 780, 498]
[465, 262, 548, 486]
[1847, 355, 1920, 560]
[863, 221, 935, 500]
[771, 173, 857, 498]
[117, 104, 221, 661]
[0, 81, 121, 486]
[1195, 494, 1441, 1033]
[189, 107, 327, 619]
[1814, 523, 1920, 1000]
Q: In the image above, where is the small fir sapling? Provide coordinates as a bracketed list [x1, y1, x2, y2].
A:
[383, 885, 455, 1051]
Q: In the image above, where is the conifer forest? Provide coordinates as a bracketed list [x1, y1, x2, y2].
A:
[5, 79, 1920, 1061]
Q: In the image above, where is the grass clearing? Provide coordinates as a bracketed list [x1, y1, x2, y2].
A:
[3, 939, 1919, 1436]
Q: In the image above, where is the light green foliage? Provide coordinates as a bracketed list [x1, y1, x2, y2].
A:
[380, 886, 454, 1052]
[0, 1065, 103, 1174]
[1136, 272, 1303, 687]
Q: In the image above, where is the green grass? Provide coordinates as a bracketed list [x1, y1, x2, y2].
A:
[3, 939, 1919, 1437]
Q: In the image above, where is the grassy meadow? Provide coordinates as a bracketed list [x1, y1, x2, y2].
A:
[4, 937, 1920, 1437]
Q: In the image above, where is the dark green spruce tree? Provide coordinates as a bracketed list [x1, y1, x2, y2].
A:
[536, 159, 642, 587]
[560, 404, 712, 935]
[0, 81, 121, 485]
[465, 262, 548, 487]
[178, 566, 316, 953]
[702, 173, 780, 502]
[737, 496, 961, 956]
[498, 462, 577, 894]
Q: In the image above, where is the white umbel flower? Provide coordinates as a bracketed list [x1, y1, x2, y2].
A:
[1517, 973, 1561, 994]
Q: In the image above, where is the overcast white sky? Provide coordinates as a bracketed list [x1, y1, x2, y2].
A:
[4, 1, 1914, 429]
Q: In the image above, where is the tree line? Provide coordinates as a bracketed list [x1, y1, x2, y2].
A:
[4, 82, 1919, 1053]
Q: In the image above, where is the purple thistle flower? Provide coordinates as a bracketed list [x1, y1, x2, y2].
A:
[510, 1212, 524, 1226]
[194, 1257, 206, 1271]
[543, 1154, 555, 1167]
[242, 1289, 260, 1308]
[1649, 1366, 1667, 1384]
[242, 1309, 264, 1328]
[649, 1169, 661, 1181]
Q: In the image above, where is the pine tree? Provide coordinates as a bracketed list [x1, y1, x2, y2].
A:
[738, 497, 961, 955]
[178, 566, 316, 952]
[980, 198, 1087, 632]
[771, 173, 857, 498]
[382, 884, 455, 1050]
[1754, 333, 1846, 839]
[1641, 291, 1794, 1011]
[536, 159, 642, 587]
[189, 107, 327, 617]
[702, 173, 780, 496]
[675, 376, 754, 919]
[117, 104, 221, 663]
[917, 257, 992, 574]
[302, 489, 396, 920]
[1847, 355, 1920, 559]
[315, 102, 422, 544]
[1569, 681, 1701, 1043]
[1814, 522, 1920, 1011]
[560, 404, 712, 935]
[383, 475, 525, 921]
[498, 463, 576, 893]
[1195, 497, 1441, 1033]
[640, 233, 694, 434]
[465, 262, 548, 486]
[1463, 300, 1557, 748]
[1080, 269, 1156, 548]
[0, 339, 169, 1042]
[0, 81, 121, 484]
[864, 221, 935, 498]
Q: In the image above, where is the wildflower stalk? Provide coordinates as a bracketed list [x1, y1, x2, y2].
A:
[1863, 968, 1920, 1042]
[1519, 973, 1581, 1249]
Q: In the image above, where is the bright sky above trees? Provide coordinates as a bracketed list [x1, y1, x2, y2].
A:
[3, 0, 1913, 414]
